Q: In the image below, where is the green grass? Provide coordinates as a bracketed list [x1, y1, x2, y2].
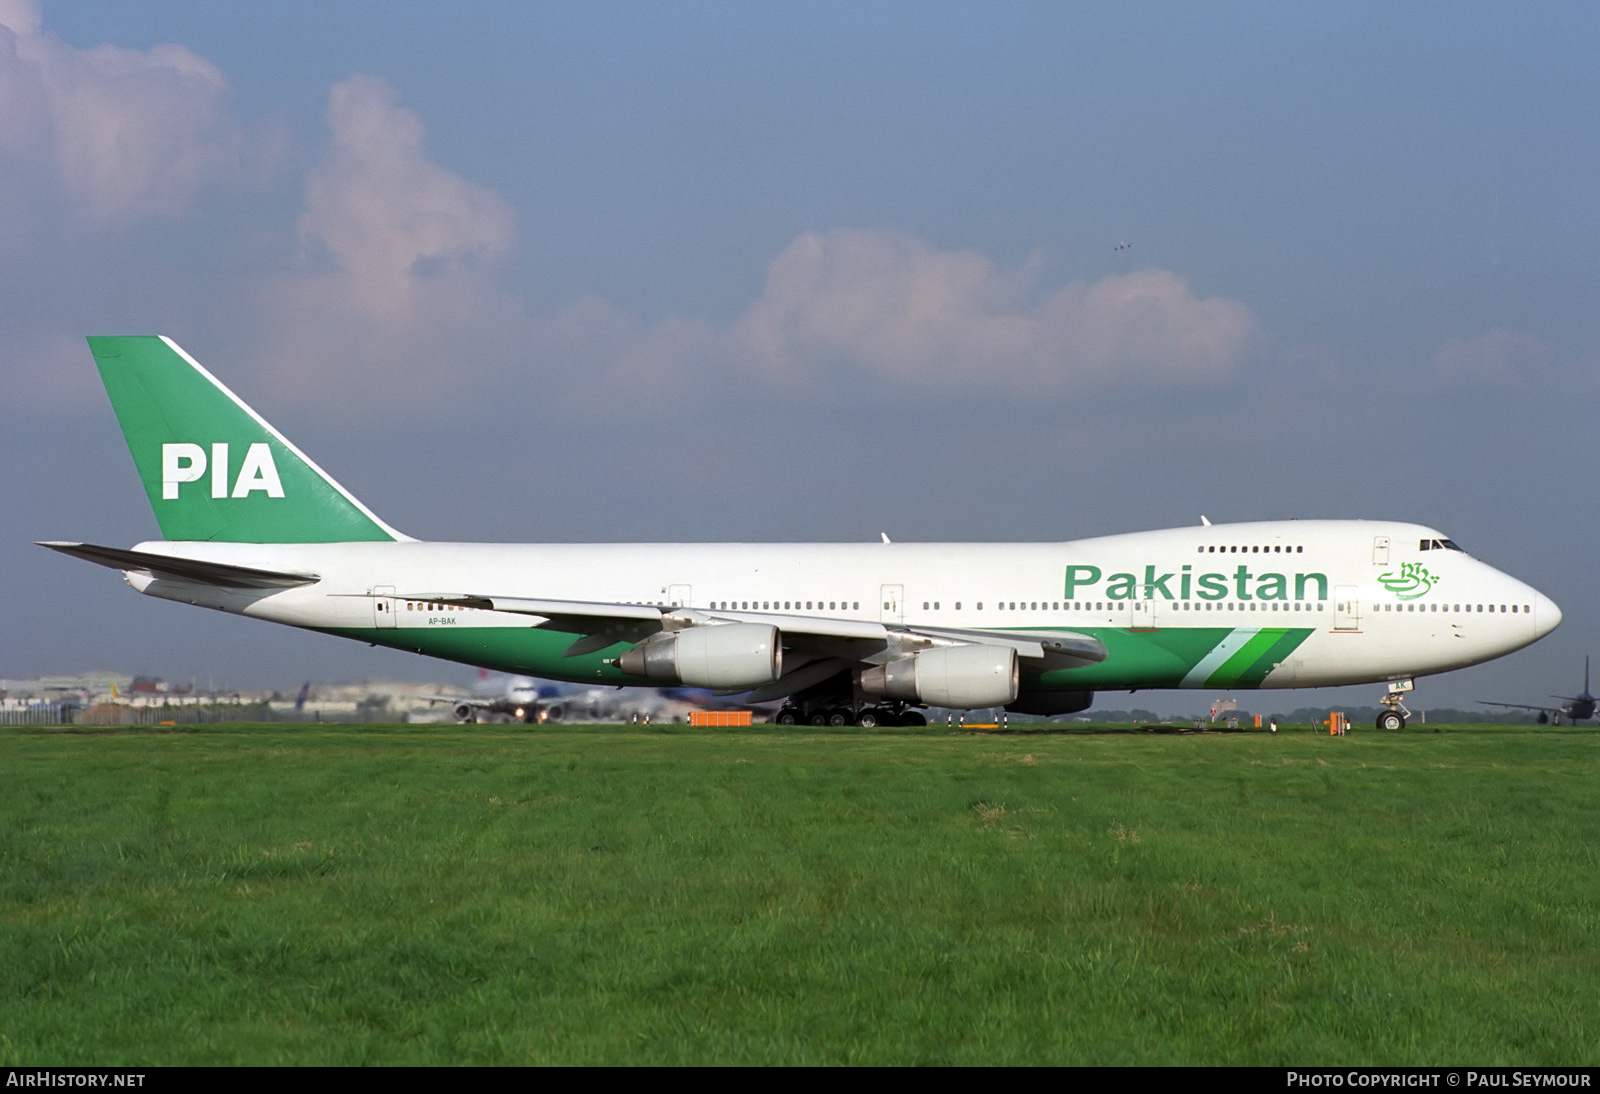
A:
[2, 722, 1596, 1065]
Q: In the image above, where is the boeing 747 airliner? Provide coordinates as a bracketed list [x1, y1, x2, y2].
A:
[44, 337, 1560, 729]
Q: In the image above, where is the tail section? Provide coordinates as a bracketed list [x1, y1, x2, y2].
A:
[87, 336, 407, 543]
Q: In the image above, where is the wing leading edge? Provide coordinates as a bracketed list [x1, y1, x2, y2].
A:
[406, 592, 1107, 698]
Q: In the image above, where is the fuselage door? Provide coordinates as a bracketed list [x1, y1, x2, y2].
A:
[1334, 585, 1360, 631]
[880, 584, 904, 624]
[667, 584, 692, 608]
[1372, 537, 1390, 566]
[1132, 597, 1159, 630]
[372, 585, 397, 629]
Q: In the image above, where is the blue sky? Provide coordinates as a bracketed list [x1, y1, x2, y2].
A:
[4, 1, 1594, 713]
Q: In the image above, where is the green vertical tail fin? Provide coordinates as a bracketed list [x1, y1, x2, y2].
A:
[87, 336, 407, 543]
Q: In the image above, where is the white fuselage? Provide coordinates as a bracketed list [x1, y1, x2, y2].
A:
[123, 519, 1559, 693]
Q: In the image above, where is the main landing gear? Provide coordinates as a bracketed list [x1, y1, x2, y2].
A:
[771, 675, 930, 728]
[773, 700, 928, 728]
[1376, 678, 1414, 731]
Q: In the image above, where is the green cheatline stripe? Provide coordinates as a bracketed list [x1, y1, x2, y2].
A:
[1229, 628, 1314, 687]
[1207, 628, 1293, 687]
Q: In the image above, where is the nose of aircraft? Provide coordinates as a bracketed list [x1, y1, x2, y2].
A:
[1534, 589, 1563, 639]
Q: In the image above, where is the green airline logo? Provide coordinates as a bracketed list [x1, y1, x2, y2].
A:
[1377, 561, 1438, 600]
[1063, 563, 1329, 603]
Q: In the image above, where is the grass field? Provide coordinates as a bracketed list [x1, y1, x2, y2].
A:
[2, 721, 1596, 1065]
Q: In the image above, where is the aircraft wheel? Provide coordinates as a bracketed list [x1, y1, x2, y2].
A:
[1376, 710, 1405, 731]
[775, 708, 799, 726]
[857, 707, 883, 729]
[827, 709, 852, 727]
[900, 710, 927, 727]
[808, 710, 829, 727]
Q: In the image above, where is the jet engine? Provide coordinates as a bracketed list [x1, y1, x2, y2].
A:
[858, 644, 1019, 709]
[453, 703, 476, 723]
[617, 623, 782, 689]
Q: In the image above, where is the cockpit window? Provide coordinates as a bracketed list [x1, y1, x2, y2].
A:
[1419, 538, 1466, 552]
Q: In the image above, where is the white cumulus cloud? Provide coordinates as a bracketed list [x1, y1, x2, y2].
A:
[250, 75, 520, 401]
[241, 93, 1259, 415]
[295, 74, 515, 318]
[0, 0, 242, 224]
[725, 228, 1262, 393]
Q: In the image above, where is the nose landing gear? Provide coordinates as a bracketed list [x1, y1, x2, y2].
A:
[1376, 678, 1414, 730]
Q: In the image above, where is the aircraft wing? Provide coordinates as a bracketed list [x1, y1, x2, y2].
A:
[418, 595, 673, 657]
[1477, 699, 1563, 716]
[428, 596, 1101, 661]
[412, 593, 1106, 694]
[430, 596, 888, 638]
[39, 541, 319, 589]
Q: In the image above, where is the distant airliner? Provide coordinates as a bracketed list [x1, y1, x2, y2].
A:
[44, 337, 1560, 730]
[1480, 658, 1595, 725]
[425, 671, 556, 724]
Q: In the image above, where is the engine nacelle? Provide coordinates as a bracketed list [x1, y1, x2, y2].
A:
[858, 644, 1019, 709]
[617, 623, 782, 689]
[453, 703, 476, 723]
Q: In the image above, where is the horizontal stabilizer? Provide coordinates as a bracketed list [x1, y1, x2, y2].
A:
[38, 541, 319, 589]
